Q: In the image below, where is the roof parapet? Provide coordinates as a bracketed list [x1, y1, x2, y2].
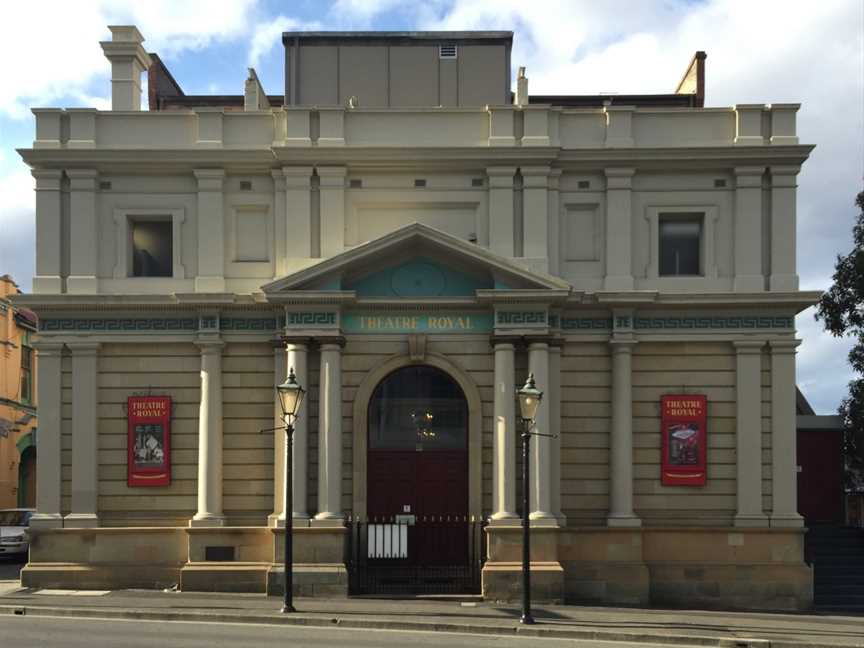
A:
[100, 25, 152, 111]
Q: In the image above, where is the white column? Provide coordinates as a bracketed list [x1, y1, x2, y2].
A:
[191, 341, 226, 526]
[491, 341, 517, 521]
[733, 166, 765, 292]
[318, 167, 346, 258]
[32, 170, 63, 294]
[65, 342, 100, 527]
[528, 341, 555, 521]
[522, 166, 550, 268]
[269, 344, 286, 528]
[314, 342, 343, 522]
[287, 342, 309, 520]
[769, 166, 800, 292]
[608, 340, 640, 527]
[66, 169, 99, 294]
[604, 168, 635, 291]
[487, 167, 516, 257]
[284, 167, 314, 260]
[770, 340, 804, 527]
[734, 340, 768, 527]
[30, 342, 64, 528]
[194, 169, 226, 293]
[550, 342, 565, 522]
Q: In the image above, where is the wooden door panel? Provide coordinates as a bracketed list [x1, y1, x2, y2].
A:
[797, 430, 843, 524]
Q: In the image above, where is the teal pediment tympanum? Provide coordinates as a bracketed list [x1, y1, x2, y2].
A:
[345, 257, 491, 298]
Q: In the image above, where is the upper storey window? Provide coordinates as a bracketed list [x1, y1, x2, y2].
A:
[659, 216, 702, 276]
[132, 220, 173, 277]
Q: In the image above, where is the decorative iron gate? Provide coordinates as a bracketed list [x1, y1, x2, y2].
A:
[346, 516, 487, 595]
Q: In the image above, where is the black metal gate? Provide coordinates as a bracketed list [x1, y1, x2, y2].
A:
[346, 516, 487, 595]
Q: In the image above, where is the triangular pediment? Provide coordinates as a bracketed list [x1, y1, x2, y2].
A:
[262, 223, 570, 298]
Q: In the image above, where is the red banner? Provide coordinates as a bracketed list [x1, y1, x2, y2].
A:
[127, 396, 171, 487]
[660, 394, 707, 486]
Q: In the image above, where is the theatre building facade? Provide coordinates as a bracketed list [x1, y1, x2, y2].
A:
[15, 27, 818, 610]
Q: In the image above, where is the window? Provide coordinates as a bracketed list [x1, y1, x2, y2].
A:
[20, 336, 33, 404]
[132, 220, 173, 277]
[659, 216, 702, 276]
[114, 209, 185, 280]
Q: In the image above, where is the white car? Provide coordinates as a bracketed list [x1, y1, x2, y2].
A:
[0, 509, 33, 558]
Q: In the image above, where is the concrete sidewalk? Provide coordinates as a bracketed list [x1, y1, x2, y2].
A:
[0, 585, 861, 647]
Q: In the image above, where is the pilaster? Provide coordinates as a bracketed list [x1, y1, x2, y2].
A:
[318, 167, 346, 258]
[283, 167, 314, 260]
[733, 166, 765, 292]
[487, 167, 516, 258]
[769, 166, 800, 291]
[29, 342, 64, 528]
[194, 169, 226, 293]
[549, 341, 565, 523]
[604, 168, 635, 291]
[522, 166, 550, 270]
[66, 169, 100, 294]
[770, 340, 804, 527]
[32, 170, 64, 294]
[65, 342, 101, 527]
[733, 340, 768, 527]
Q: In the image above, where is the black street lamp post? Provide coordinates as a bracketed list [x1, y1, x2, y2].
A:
[516, 373, 544, 626]
[275, 367, 305, 613]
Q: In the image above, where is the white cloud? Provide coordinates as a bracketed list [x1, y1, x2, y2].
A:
[0, 170, 35, 292]
[0, 0, 259, 118]
[249, 15, 321, 68]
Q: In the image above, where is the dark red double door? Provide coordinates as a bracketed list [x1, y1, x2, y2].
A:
[367, 450, 468, 566]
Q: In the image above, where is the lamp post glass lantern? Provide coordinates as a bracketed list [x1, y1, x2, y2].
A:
[276, 367, 304, 613]
[516, 373, 543, 625]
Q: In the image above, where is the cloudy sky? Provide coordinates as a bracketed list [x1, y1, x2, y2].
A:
[0, 0, 861, 413]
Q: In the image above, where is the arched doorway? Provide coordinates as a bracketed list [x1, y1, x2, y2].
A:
[18, 445, 36, 508]
[360, 364, 476, 593]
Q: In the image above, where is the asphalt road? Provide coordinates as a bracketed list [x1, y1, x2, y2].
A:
[0, 616, 682, 648]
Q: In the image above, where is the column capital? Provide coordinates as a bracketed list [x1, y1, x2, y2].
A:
[734, 166, 765, 187]
[490, 336, 520, 350]
[769, 339, 801, 353]
[193, 168, 226, 191]
[282, 166, 314, 189]
[66, 341, 101, 355]
[31, 341, 66, 355]
[316, 166, 347, 187]
[32, 169, 63, 190]
[609, 338, 638, 353]
[319, 337, 346, 350]
[195, 340, 225, 353]
[66, 168, 99, 191]
[733, 340, 765, 353]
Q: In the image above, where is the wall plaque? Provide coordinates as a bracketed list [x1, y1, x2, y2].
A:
[660, 394, 707, 486]
[127, 396, 171, 487]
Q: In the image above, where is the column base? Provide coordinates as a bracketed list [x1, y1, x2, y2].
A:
[733, 275, 765, 292]
[194, 276, 225, 293]
[607, 515, 642, 528]
[769, 274, 799, 291]
[189, 514, 226, 528]
[488, 514, 520, 527]
[64, 513, 99, 528]
[268, 514, 311, 528]
[770, 513, 805, 528]
[603, 275, 634, 291]
[66, 276, 98, 294]
[310, 516, 345, 528]
[29, 513, 64, 529]
[529, 513, 562, 527]
[734, 514, 769, 528]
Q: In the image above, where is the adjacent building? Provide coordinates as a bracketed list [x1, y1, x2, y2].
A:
[14, 26, 817, 610]
[0, 275, 38, 508]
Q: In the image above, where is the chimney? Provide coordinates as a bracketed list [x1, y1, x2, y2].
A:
[100, 26, 153, 111]
[244, 68, 271, 111]
[515, 66, 528, 107]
